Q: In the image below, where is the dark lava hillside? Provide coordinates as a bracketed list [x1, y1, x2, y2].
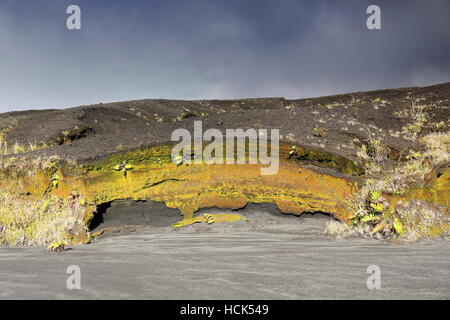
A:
[1, 82, 449, 164]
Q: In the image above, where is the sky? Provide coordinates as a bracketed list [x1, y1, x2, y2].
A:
[0, 0, 449, 112]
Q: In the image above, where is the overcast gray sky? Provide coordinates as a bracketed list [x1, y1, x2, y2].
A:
[1, 0, 449, 112]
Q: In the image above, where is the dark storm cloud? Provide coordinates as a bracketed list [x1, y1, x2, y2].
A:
[0, 0, 449, 111]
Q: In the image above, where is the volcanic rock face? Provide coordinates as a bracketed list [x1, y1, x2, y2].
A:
[18, 148, 355, 219]
[0, 82, 449, 245]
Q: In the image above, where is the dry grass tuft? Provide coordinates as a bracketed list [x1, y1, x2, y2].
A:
[0, 155, 60, 175]
[395, 200, 450, 241]
[420, 132, 450, 165]
[0, 183, 87, 246]
[344, 130, 450, 240]
[324, 221, 354, 238]
[394, 98, 429, 138]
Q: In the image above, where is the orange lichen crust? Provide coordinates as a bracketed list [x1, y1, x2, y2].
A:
[11, 144, 355, 230]
[3, 141, 447, 244]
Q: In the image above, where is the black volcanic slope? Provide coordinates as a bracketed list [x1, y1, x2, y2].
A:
[1, 82, 449, 164]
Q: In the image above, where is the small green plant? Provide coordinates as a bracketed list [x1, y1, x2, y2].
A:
[359, 214, 380, 223]
[312, 127, 328, 137]
[392, 218, 404, 235]
[394, 98, 429, 137]
[203, 214, 215, 224]
[369, 190, 381, 202]
[434, 121, 446, 131]
[153, 113, 165, 123]
[47, 241, 69, 252]
[289, 146, 297, 157]
[12, 143, 25, 154]
[369, 202, 384, 213]
[51, 174, 60, 188]
[113, 162, 133, 176]
[176, 111, 197, 121]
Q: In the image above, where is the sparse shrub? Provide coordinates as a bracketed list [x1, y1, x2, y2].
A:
[420, 132, 450, 165]
[394, 98, 429, 138]
[289, 145, 297, 157]
[318, 101, 345, 108]
[356, 131, 388, 176]
[113, 162, 133, 176]
[0, 155, 60, 176]
[28, 142, 39, 151]
[153, 113, 165, 123]
[0, 182, 87, 246]
[51, 174, 61, 188]
[0, 134, 49, 155]
[345, 130, 450, 240]
[433, 121, 446, 131]
[0, 141, 27, 155]
[47, 241, 69, 252]
[395, 200, 449, 241]
[312, 127, 328, 137]
[324, 220, 354, 238]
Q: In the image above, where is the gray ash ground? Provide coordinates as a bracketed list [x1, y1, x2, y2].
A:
[1, 218, 449, 299]
[89, 201, 336, 239]
[1, 202, 449, 299]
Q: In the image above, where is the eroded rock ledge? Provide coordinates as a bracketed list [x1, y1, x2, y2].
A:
[26, 145, 356, 217]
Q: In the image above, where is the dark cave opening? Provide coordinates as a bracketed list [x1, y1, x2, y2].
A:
[88, 199, 183, 232]
[88, 200, 339, 234]
[88, 201, 111, 230]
